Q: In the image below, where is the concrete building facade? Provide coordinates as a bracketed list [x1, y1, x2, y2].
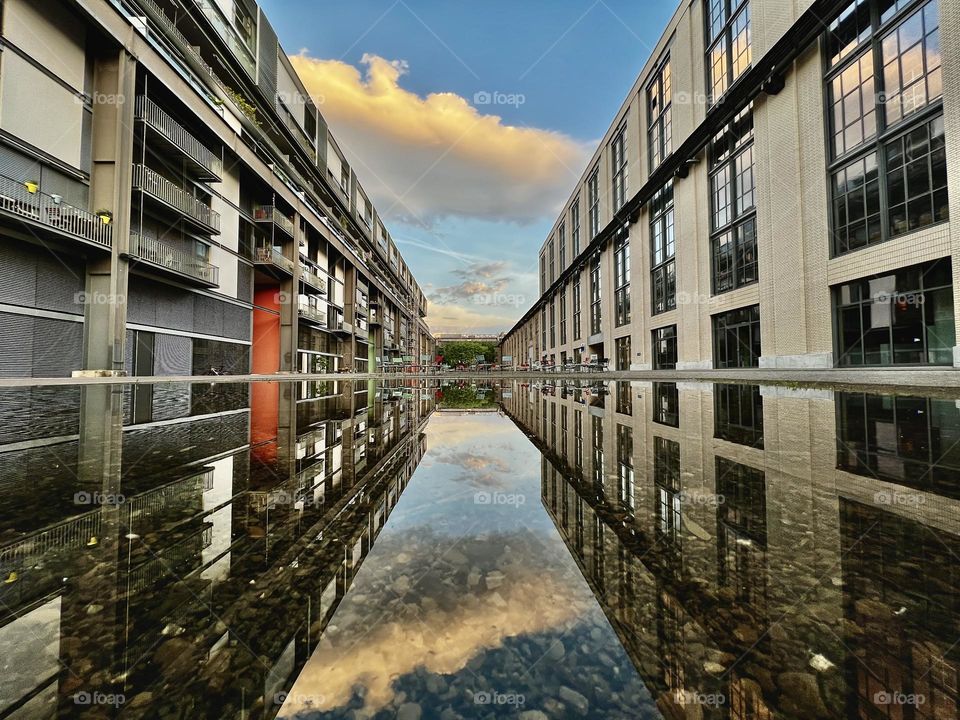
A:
[501, 0, 959, 372]
[0, 0, 433, 380]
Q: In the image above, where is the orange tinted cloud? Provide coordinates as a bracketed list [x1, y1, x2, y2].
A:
[289, 53, 587, 223]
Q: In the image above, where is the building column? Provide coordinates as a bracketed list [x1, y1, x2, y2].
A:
[941, 3, 960, 366]
[81, 50, 136, 374]
[279, 215, 302, 372]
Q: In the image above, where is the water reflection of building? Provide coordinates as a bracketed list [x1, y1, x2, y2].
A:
[502, 379, 960, 720]
[0, 378, 433, 718]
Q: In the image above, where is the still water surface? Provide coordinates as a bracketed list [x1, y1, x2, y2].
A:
[0, 379, 958, 719]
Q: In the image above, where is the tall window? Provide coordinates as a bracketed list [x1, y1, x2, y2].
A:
[559, 286, 568, 345]
[611, 124, 628, 211]
[571, 198, 581, 256]
[539, 253, 547, 294]
[558, 222, 566, 270]
[653, 325, 678, 369]
[617, 425, 635, 511]
[706, 0, 751, 103]
[589, 253, 602, 335]
[572, 272, 582, 341]
[588, 167, 600, 238]
[651, 182, 676, 315]
[541, 307, 547, 355]
[834, 258, 954, 366]
[614, 235, 631, 326]
[713, 305, 761, 368]
[827, 0, 947, 256]
[648, 54, 672, 170]
[710, 108, 757, 294]
[548, 238, 556, 284]
[653, 382, 679, 427]
[714, 383, 764, 448]
[615, 335, 631, 371]
[549, 300, 556, 348]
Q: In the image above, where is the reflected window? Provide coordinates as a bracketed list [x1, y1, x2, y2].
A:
[615, 381, 633, 416]
[653, 382, 680, 428]
[716, 457, 767, 606]
[714, 383, 764, 448]
[837, 391, 960, 494]
[617, 424, 635, 511]
[655, 436, 682, 542]
[834, 258, 954, 366]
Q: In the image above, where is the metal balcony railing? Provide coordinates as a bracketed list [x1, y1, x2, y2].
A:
[0, 174, 112, 248]
[191, 0, 257, 78]
[0, 510, 101, 574]
[298, 303, 327, 327]
[300, 265, 328, 294]
[135, 97, 222, 180]
[130, 232, 220, 285]
[253, 243, 294, 274]
[133, 164, 221, 232]
[253, 205, 295, 238]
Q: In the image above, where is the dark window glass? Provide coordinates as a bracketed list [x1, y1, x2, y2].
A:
[653, 325, 678, 370]
[714, 383, 764, 448]
[651, 182, 676, 314]
[653, 382, 680, 427]
[713, 305, 761, 368]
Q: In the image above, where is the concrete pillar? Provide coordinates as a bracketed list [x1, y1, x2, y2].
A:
[279, 214, 302, 372]
[82, 50, 136, 374]
[941, 1, 960, 365]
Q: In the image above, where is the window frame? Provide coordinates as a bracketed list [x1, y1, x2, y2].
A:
[704, 0, 752, 105]
[588, 166, 601, 239]
[647, 52, 672, 171]
[611, 122, 629, 211]
[653, 325, 678, 370]
[614, 235, 631, 327]
[650, 181, 676, 315]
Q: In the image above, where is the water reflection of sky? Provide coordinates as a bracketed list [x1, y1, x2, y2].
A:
[279, 412, 657, 719]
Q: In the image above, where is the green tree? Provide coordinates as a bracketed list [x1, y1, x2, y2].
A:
[438, 341, 497, 366]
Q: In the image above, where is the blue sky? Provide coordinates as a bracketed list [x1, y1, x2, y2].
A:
[260, 0, 675, 332]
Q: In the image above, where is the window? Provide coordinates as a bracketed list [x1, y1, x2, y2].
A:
[706, 0, 751, 103]
[650, 182, 676, 315]
[588, 167, 600, 238]
[655, 436, 682, 543]
[571, 199, 581, 256]
[549, 299, 556, 348]
[710, 109, 757, 294]
[589, 254, 602, 336]
[615, 335, 631, 371]
[548, 238, 556, 284]
[614, 235, 631, 326]
[714, 383, 764, 447]
[541, 307, 547, 354]
[648, 54, 672, 170]
[653, 325, 678, 369]
[827, 0, 947, 255]
[560, 286, 568, 345]
[653, 382, 679, 427]
[611, 124, 628, 211]
[713, 305, 761, 368]
[558, 222, 566, 270]
[573, 272, 582, 340]
[540, 253, 547, 294]
[834, 258, 954, 366]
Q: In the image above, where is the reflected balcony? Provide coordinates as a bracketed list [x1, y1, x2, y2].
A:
[0, 174, 112, 250]
[133, 164, 221, 234]
[135, 97, 222, 181]
[128, 232, 220, 287]
[253, 205, 295, 239]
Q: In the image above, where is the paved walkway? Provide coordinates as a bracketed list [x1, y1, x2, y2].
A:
[2, 368, 960, 395]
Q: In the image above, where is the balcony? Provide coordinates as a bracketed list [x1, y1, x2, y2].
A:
[253, 243, 294, 277]
[128, 232, 220, 287]
[191, 0, 257, 78]
[300, 265, 328, 295]
[132, 164, 220, 234]
[253, 205, 295, 239]
[0, 174, 112, 250]
[135, 97, 222, 181]
[331, 320, 354, 336]
[298, 303, 327, 328]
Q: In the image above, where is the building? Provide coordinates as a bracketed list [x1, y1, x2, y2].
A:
[0, 0, 432, 379]
[501, 0, 958, 371]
